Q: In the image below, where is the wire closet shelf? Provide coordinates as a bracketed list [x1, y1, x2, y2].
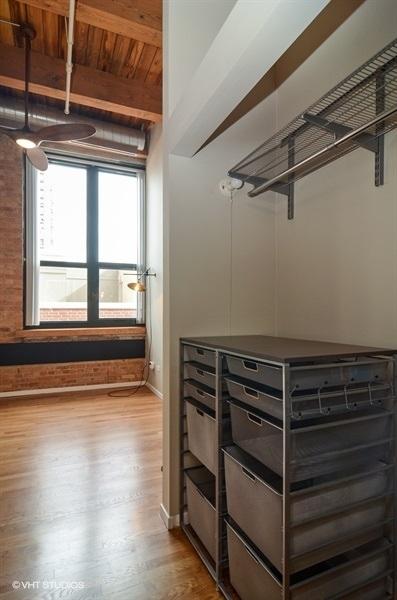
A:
[228, 37, 397, 203]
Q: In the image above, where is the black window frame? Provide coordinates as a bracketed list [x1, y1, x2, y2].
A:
[26, 155, 145, 329]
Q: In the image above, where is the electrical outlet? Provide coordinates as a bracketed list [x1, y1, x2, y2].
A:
[149, 361, 155, 370]
[155, 364, 161, 373]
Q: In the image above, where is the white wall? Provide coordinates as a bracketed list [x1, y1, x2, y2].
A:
[166, 0, 236, 115]
[162, 0, 277, 517]
[274, 0, 397, 347]
[162, 0, 397, 521]
[146, 124, 163, 395]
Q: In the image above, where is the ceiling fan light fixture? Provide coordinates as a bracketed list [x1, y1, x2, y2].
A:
[16, 137, 36, 149]
[0, 22, 96, 169]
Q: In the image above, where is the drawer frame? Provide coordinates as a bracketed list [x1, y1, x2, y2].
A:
[179, 340, 396, 600]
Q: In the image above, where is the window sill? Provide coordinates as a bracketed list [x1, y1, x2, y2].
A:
[17, 326, 146, 340]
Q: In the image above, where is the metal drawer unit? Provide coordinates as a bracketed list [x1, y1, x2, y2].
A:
[179, 335, 397, 600]
[180, 342, 227, 581]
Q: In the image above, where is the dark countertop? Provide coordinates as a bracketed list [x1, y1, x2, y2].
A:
[181, 335, 396, 364]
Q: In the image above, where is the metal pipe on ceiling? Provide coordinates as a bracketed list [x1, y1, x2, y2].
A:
[0, 95, 146, 155]
[64, 0, 76, 115]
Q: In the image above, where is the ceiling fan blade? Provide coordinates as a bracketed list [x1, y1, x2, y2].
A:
[35, 123, 96, 143]
[0, 127, 22, 138]
[26, 147, 48, 171]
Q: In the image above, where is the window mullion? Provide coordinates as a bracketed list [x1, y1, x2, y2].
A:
[87, 167, 99, 323]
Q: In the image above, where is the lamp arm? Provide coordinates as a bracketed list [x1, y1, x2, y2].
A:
[137, 268, 156, 280]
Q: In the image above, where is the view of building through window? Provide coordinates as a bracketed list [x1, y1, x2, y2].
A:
[38, 162, 140, 324]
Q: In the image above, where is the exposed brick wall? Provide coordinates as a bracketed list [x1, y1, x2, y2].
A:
[0, 359, 144, 392]
[0, 136, 145, 393]
[40, 308, 135, 321]
[0, 136, 24, 342]
[40, 308, 88, 321]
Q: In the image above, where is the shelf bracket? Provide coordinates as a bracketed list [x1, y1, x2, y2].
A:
[287, 136, 295, 220]
[375, 70, 385, 186]
[242, 168, 294, 220]
[303, 111, 385, 187]
[302, 113, 378, 152]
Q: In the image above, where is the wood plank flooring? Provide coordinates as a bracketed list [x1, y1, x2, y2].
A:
[0, 388, 221, 599]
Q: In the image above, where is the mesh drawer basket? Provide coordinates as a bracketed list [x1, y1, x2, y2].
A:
[186, 399, 216, 474]
[229, 400, 393, 481]
[184, 345, 216, 368]
[185, 466, 216, 559]
[185, 363, 216, 391]
[226, 519, 392, 600]
[224, 445, 392, 572]
[185, 380, 215, 411]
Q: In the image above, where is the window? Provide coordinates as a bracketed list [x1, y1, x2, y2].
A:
[25, 157, 145, 327]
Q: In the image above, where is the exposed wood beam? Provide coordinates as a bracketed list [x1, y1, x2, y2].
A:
[15, 0, 162, 47]
[0, 42, 162, 122]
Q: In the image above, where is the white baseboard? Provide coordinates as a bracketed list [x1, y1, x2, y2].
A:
[146, 381, 163, 399]
[0, 380, 145, 399]
[159, 503, 179, 530]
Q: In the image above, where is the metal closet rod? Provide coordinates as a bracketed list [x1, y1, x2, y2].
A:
[248, 102, 397, 197]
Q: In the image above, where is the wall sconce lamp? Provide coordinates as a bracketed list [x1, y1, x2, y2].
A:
[127, 268, 156, 292]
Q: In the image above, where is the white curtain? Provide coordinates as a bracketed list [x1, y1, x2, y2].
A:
[25, 161, 40, 326]
[136, 170, 146, 325]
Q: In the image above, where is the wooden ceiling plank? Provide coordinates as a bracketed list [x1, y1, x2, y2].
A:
[121, 40, 144, 80]
[145, 46, 162, 85]
[0, 41, 162, 121]
[25, 5, 45, 53]
[0, 1, 15, 45]
[8, 0, 25, 46]
[98, 30, 117, 73]
[42, 10, 59, 56]
[134, 44, 157, 82]
[73, 21, 89, 65]
[110, 35, 133, 78]
[14, 0, 162, 46]
[85, 25, 104, 70]
[58, 12, 66, 60]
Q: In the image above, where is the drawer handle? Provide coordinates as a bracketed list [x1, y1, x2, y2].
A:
[196, 369, 205, 377]
[244, 387, 258, 399]
[197, 389, 205, 397]
[196, 408, 204, 417]
[196, 349, 205, 356]
[247, 412, 262, 426]
[242, 467, 256, 482]
[243, 360, 258, 372]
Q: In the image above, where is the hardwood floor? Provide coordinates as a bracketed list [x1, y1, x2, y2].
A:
[0, 388, 221, 599]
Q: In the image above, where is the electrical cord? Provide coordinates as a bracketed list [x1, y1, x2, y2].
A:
[108, 275, 153, 398]
[228, 190, 234, 335]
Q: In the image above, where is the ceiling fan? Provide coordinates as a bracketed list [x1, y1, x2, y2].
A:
[0, 22, 96, 171]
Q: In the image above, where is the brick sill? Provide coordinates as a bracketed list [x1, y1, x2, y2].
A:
[17, 326, 146, 340]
